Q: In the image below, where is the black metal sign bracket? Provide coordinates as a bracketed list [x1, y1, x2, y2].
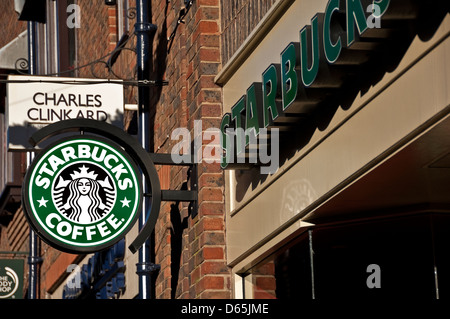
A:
[147, 153, 198, 218]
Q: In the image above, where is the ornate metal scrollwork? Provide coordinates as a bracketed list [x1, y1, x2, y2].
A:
[10, 6, 167, 87]
[15, 58, 29, 74]
[127, 7, 136, 19]
[89, 31, 137, 82]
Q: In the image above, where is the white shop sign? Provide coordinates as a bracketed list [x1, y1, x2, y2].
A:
[7, 75, 124, 150]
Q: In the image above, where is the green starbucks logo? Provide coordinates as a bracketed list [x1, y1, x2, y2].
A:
[23, 136, 141, 253]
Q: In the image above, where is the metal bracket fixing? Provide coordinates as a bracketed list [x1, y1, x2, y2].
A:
[134, 22, 158, 33]
[148, 153, 198, 218]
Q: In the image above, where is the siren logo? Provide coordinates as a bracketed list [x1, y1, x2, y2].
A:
[53, 164, 116, 224]
[0, 266, 19, 299]
[23, 136, 141, 253]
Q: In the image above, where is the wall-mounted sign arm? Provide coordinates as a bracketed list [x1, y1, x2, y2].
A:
[148, 153, 195, 166]
[148, 152, 198, 218]
[160, 190, 197, 202]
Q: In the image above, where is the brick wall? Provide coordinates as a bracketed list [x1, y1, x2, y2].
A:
[0, 1, 27, 48]
[151, 0, 230, 299]
[77, 0, 137, 130]
[40, 245, 81, 295]
[0, 209, 29, 298]
[252, 260, 276, 299]
[220, 0, 277, 65]
[76, 3, 112, 79]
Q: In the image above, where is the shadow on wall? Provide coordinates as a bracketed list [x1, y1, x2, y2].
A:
[7, 109, 124, 150]
[149, 1, 189, 299]
[170, 195, 190, 298]
[234, 1, 450, 203]
[148, 1, 169, 152]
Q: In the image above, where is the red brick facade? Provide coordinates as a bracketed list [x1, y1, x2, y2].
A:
[151, 0, 229, 299]
[0, 1, 27, 48]
[0, 0, 272, 300]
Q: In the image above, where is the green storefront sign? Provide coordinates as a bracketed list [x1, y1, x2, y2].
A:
[23, 136, 142, 253]
[220, 0, 390, 169]
[0, 259, 24, 299]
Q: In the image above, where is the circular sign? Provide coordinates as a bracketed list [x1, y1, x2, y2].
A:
[23, 135, 142, 253]
[0, 266, 19, 299]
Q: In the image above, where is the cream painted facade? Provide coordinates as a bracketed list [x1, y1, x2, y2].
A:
[217, 0, 450, 298]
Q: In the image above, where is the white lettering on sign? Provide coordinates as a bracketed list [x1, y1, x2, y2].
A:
[0, 266, 19, 299]
[34, 144, 132, 191]
[45, 212, 123, 241]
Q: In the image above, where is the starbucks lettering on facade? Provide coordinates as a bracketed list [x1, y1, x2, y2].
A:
[23, 136, 141, 253]
[220, 0, 390, 169]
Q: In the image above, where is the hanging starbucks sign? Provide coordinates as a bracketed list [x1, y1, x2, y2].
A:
[23, 135, 142, 253]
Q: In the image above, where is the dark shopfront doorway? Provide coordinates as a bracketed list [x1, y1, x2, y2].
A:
[311, 213, 446, 299]
[251, 212, 450, 299]
[249, 115, 450, 299]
